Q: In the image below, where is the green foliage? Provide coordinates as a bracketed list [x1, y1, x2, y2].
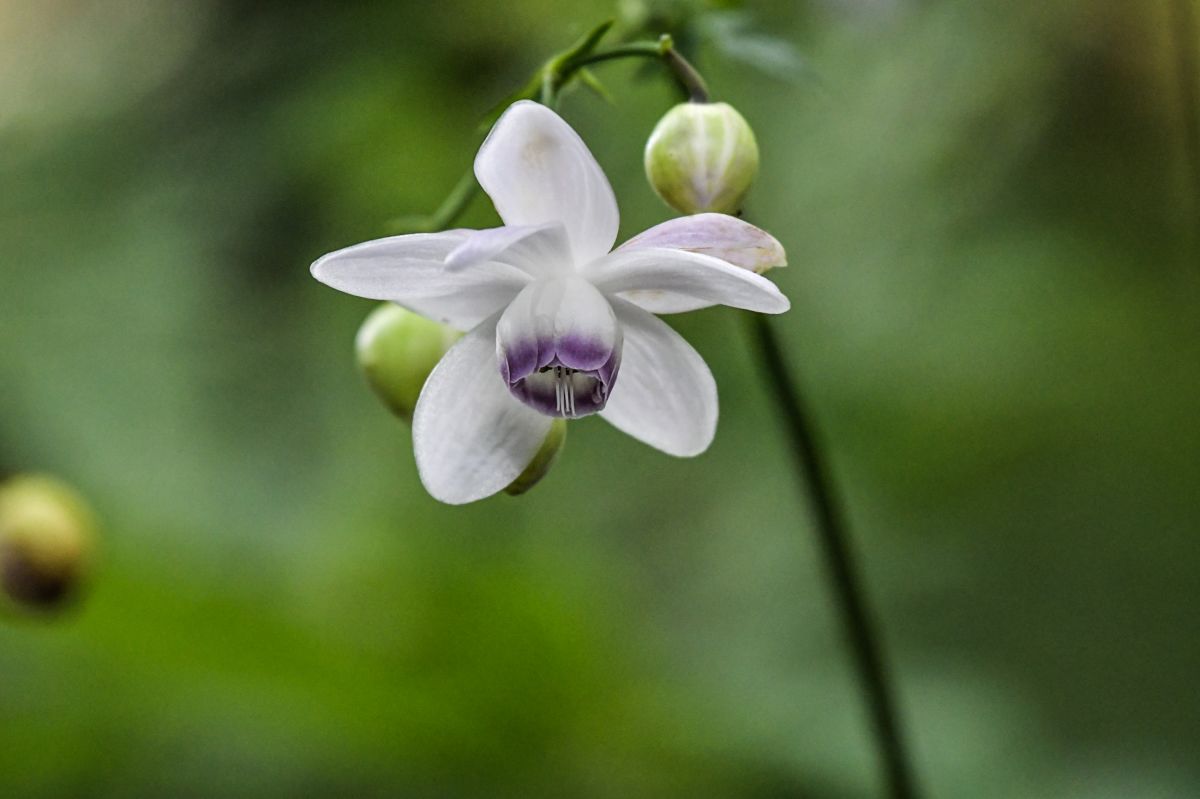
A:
[0, 0, 1197, 797]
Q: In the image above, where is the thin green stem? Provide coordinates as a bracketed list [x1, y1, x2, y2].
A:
[566, 41, 661, 66]
[428, 169, 479, 230]
[562, 35, 710, 102]
[746, 313, 920, 799]
[387, 168, 479, 233]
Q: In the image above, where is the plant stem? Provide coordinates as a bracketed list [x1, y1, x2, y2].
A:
[387, 167, 479, 233]
[564, 35, 710, 102]
[746, 313, 920, 799]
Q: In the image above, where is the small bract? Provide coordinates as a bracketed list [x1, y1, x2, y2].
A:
[312, 101, 788, 504]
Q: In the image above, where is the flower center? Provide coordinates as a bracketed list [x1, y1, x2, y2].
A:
[514, 364, 606, 418]
[495, 277, 622, 419]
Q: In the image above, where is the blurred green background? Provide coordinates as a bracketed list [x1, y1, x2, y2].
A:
[2, 0, 1198, 796]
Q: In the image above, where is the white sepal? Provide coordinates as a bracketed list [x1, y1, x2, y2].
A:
[584, 246, 790, 315]
[618, 213, 786, 274]
[444, 222, 571, 279]
[412, 316, 552, 504]
[311, 231, 531, 331]
[598, 298, 717, 457]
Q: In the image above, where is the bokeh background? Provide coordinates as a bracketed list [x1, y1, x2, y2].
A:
[2, 0, 1198, 797]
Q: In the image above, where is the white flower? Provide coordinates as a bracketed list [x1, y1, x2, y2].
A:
[311, 100, 789, 504]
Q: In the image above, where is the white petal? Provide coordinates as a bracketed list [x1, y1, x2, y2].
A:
[618, 213, 786, 273]
[583, 246, 790, 315]
[412, 316, 552, 504]
[475, 100, 619, 265]
[444, 223, 572, 279]
[311, 231, 530, 331]
[599, 298, 717, 457]
[612, 214, 786, 313]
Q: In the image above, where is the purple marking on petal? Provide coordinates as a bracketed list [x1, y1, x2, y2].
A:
[595, 347, 620, 390]
[497, 330, 623, 418]
[500, 339, 539, 384]
[500, 335, 616, 381]
[556, 333, 614, 372]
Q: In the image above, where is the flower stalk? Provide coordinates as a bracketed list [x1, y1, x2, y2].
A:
[746, 313, 919, 799]
[551, 34, 710, 103]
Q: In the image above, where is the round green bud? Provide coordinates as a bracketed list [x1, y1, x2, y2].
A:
[356, 303, 461, 423]
[504, 419, 567, 496]
[644, 101, 760, 215]
[0, 475, 97, 612]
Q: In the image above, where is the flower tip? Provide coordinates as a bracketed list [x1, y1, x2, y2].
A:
[742, 225, 788, 274]
[309, 251, 335, 285]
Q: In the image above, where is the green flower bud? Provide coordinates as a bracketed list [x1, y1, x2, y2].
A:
[0, 475, 97, 612]
[644, 101, 760, 215]
[356, 303, 461, 423]
[504, 419, 567, 496]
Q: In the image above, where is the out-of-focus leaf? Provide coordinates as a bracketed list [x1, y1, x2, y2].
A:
[553, 18, 616, 68]
[700, 11, 810, 83]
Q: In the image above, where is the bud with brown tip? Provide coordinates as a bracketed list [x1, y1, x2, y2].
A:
[0, 475, 97, 612]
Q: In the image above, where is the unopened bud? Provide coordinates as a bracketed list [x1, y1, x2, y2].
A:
[644, 101, 760, 215]
[356, 303, 461, 423]
[504, 419, 567, 496]
[0, 475, 97, 612]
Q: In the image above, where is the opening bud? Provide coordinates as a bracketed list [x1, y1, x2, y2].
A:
[504, 419, 567, 496]
[356, 303, 461, 423]
[0, 475, 97, 613]
[644, 101, 760, 215]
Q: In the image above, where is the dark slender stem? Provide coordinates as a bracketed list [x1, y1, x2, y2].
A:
[746, 313, 919, 799]
[658, 35, 711, 102]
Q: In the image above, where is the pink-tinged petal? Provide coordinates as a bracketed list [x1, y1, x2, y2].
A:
[412, 315, 552, 504]
[496, 277, 621, 418]
[583, 247, 789, 316]
[445, 223, 572, 279]
[599, 298, 717, 456]
[311, 231, 531, 331]
[475, 101, 619, 265]
[618, 213, 786, 273]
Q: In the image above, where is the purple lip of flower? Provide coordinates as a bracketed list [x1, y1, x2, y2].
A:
[499, 334, 621, 418]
